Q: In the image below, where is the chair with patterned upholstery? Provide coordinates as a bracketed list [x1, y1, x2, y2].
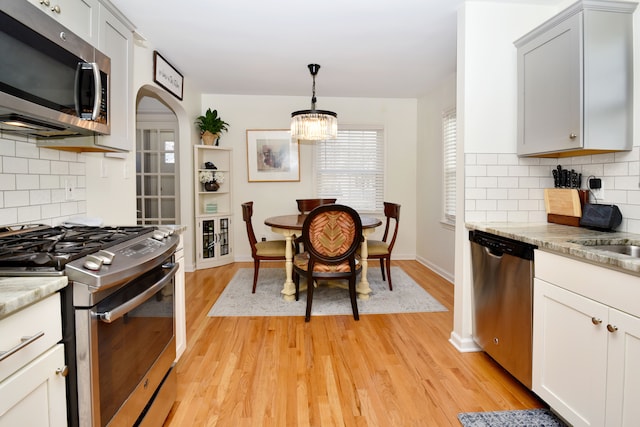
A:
[241, 201, 288, 293]
[293, 204, 363, 321]
[366, 202, 401, 290]
[295, 198, 337, 214]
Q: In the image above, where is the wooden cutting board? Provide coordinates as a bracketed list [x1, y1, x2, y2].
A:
[544, 189, 582, 216]
[544, 189, 582, 226]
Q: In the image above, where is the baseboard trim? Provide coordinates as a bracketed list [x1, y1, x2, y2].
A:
[449, 331, 481, 353]
[416, 256, 454, 284]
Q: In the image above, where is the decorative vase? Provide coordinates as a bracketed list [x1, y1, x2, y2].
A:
[204, 181, 219, 192]
[201, 131, 219, 146]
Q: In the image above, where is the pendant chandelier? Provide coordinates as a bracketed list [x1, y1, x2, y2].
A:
[291, 64, 337, 141]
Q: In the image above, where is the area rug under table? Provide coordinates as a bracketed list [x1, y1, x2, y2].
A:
[208, 267, 447, 317]
[458, 408, 568, 427]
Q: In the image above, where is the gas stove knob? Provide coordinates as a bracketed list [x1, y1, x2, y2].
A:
[96, 250, 115, 265]
[152, 230, 166, 240]
[83, 255, 103, 271]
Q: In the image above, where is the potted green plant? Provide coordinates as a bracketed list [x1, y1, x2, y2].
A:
[195, 108, 229, 146]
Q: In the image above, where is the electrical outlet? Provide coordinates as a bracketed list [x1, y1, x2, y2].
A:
[591, 187, 605, 202]
[64, 179, 75, 201]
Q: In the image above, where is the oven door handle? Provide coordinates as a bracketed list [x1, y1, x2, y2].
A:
[97, 263, 178, 323]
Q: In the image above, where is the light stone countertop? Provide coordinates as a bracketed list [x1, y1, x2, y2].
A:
[0, 276, 68, 320]
[466, 222, 640, 276]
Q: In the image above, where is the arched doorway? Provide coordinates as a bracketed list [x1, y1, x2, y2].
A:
[135, 88, 179, 225]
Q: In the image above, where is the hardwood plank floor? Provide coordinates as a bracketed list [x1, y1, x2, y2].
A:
[164, 260, 544, 426]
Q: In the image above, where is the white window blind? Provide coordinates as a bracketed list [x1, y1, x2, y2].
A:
[443, 109, 457, 224]
[314, 127, 384, 213]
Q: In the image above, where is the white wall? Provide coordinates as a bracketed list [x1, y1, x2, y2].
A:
[452, 1, 557, 351]
[416, 73, 456, 282]
[200, 94, 418, 263]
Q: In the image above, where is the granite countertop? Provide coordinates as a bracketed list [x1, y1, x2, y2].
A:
[466, 222, 640, 276]
[0, 276, 68, 320]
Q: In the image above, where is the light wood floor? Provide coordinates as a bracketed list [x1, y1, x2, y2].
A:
[164, 260, 544, 426]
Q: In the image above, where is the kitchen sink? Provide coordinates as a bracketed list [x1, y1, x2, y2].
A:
[589, 245, 640, 257]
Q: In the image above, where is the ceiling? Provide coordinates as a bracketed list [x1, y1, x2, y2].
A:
[109, 0, 561, 100]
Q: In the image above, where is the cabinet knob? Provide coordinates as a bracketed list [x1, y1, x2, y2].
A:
[51, 4, 61, 14]
[40, 0, 50, 6]
[569, 133, 577, 140]
[607, 324, 618, 333]
[591, 317, 602, 325]
[56, 365, 69, 377]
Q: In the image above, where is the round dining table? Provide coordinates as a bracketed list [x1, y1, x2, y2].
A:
[264, 214, 383, 301]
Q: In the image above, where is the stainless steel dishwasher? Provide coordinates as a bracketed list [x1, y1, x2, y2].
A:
[469, 230, 536, 389]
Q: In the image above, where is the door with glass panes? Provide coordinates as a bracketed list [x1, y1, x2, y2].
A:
[196, 217, 232, 268]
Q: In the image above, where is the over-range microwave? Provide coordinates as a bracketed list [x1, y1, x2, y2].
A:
[0, 0, 110, 139]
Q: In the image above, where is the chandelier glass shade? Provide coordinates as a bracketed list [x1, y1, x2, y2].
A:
[291, 64, 337, 141]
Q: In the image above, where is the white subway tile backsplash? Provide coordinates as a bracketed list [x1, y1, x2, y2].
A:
[476, 154, 498, 165]
[476, 177, 498, 188]
[498, 154, 519, 165]
[16, 175, 39, 190]
[0, 208, 17, 225]
[0, 136, 86, 226]
[0, 175, 15, 191]
[4, 191, 29, 208]
[465, 150, 640, 232]
[3, 157, 27, 174]
[18, 206, 41, 223]
[16, 141, 40, 159]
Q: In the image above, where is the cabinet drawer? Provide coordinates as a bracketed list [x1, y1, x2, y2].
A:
[0, 294, 62, 382]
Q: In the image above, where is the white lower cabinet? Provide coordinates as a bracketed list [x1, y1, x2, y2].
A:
[0, 293, 67, 426]
[534, 251, 640, 427]
[0, 345, 67, 427]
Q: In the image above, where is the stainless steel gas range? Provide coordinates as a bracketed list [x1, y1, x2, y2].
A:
[0, 225, 179, 427]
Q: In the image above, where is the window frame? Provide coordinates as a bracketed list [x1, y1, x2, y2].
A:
[442, 108, 456, 227]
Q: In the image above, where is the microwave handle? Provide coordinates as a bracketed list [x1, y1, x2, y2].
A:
[96, 263, 178, 323]
[74, 62, 101, 121]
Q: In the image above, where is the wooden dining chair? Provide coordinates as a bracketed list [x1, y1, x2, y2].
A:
[295, 198, 337, 214]
[366, 202, 401, 290]
[241, 201, 288, 293]
[293, 204, 363, 321]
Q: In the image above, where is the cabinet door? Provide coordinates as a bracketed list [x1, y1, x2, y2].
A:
[518, 13, 582, 156]
[533, 279, 608, 427]
[26, 0, 99, 45]
[0, 344, 67, 427]
[606, 309, 640, 427]
[196, 217, 233, 268]
[96, 5, 132, 152]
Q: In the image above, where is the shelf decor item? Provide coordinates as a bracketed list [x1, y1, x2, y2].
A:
[195, 108, 229, 146]
[199, 170, 224, 191]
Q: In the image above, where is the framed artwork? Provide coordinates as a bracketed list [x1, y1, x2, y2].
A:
[246, 129, 300, 182]
[153, 51, 184, 100]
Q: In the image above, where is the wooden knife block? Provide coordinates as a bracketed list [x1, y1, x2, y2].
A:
[544, 189, 588, 227]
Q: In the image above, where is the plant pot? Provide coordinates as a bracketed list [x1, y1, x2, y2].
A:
[201, 131, 219, 146]
[204, 181, 219, 192]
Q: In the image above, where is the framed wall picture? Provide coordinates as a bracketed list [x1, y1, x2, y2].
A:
[246, 129, 300, 182]
[153, 51, 184, 100]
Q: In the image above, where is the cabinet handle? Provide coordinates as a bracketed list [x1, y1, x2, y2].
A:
[607, 324, 619, 333]
[569, 133, 577, 140]
[51, 5, 61, 13]
[591, 317, 603, 325]
[56, 365, 69, 377]
[0, 331, 45, 362]
[40, 0, 50, 6]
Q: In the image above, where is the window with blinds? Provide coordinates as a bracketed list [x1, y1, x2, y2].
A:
[442, 109, 457, 224]
[314, 127, 384, 213]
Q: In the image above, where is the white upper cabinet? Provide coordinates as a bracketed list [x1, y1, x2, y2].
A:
[26, 0, 99, 46]
[95, 3, 133, 152]
[515, 0, 636, 158]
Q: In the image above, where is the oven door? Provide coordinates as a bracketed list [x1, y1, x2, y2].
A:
[75, 260, 177, 427]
